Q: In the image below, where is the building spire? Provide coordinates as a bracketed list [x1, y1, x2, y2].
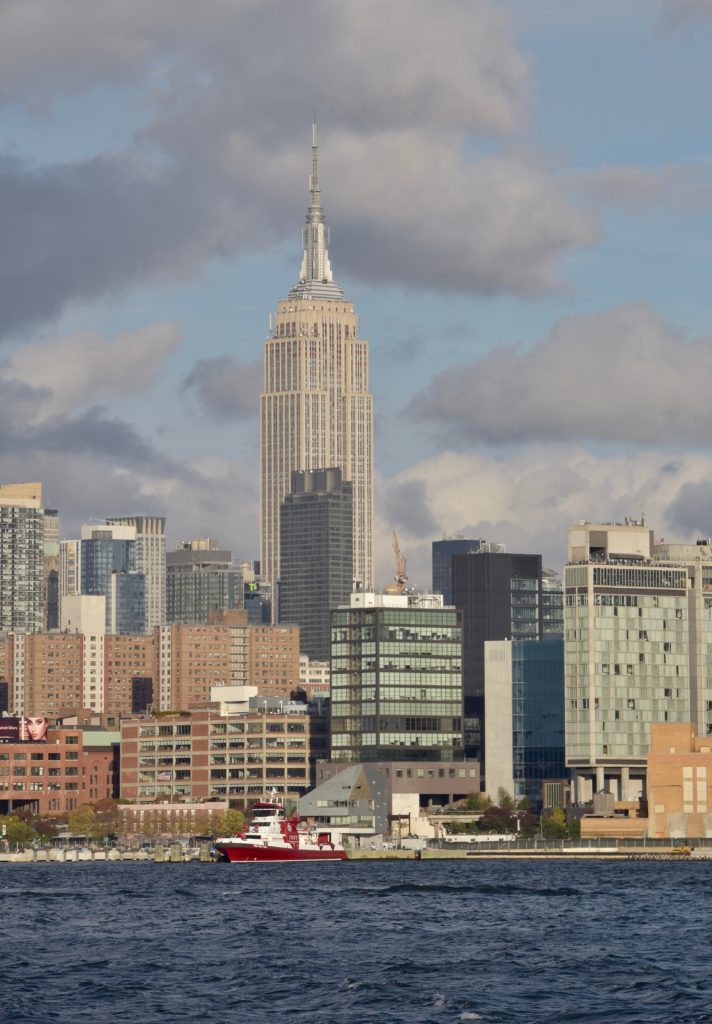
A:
[290, 116, 343, 300]
[310, 112, 319, 205]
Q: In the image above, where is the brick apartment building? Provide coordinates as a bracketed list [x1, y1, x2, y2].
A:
[0, 725, 116, 815]
[0, 621, 302, 718]
[647, 722, 712, 839]
[120, 704, 313, 811]
[247, 624, 300, 699]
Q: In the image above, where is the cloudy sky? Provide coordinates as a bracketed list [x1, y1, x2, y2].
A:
[2, 0, 712, 585]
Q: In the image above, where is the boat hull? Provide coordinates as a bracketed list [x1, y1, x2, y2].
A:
[217, 843, 348, 863]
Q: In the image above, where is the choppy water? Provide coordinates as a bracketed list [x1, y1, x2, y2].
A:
[1, 859, 710, 1023]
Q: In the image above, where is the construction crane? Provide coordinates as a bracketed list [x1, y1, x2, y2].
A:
[386, 530, 408, 595]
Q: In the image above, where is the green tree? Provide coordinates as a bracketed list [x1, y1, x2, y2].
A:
[496, 788, 515, 813]
[67, 804, 98, 839]
[192, 811, 214, 836]
[463, 792, 491, 812]
[140, 811, 159, 838]
[540, 807, 567, 840]
[214, 810, 245, 836]
[0, 814, 36, 846]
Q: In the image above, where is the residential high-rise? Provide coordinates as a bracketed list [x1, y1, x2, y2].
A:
[542, 568, 564, 634]
[166, 539, 242, 625]
[80, 522, 147, 634]
[60, 539, 81, 601]
[452, 550, 544, 761]
[279, 468, 353, 661]
[330, 591, 464, 763]
[107, 516, 166, 628]
[564, 520, 690, 803]
[0, 482, 45, 634]
[43, 508, 60, 630]
[260, 121, 374, 594]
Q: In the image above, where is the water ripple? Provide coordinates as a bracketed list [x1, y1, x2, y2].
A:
[0, 859, 709, 1023]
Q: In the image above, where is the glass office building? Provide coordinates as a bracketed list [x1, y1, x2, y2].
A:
[484, 635, 565, 808]
[81, 524, 147, 634]
[330, 593, 464, 762]
[432, 538, 483, 607]
[166, 543, 242, 625]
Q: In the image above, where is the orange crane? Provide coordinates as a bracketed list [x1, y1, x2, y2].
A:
[390, 530, 407, 594]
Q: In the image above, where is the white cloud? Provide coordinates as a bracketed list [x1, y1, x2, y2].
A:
[0, 0, 599, 335]
[377, 446, 712, 588]
[0, 446, 258, 558]
[412, 303, 712, 445]
[1, 322, 180, 420]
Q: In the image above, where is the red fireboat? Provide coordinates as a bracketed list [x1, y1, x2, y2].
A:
[214, 794, 348, 863]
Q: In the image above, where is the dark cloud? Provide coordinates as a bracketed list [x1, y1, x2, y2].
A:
[0, 377, 259, 554]
[660, 0, 712, 28]
[0, 1, 597, 338]
[411, 304, 712, 446]
[182, 356, 261, 422]
[583, 163, 712, 213]
[0, 392, 180, 477]
[380, 479, 439, 540]
[0, 152, 267, 338]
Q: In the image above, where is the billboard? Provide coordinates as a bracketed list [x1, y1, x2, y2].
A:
[0, 716, 48, 743]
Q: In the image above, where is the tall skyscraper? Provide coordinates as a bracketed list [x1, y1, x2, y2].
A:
[0, 482, 45, 634]
[484, 635, 565, 807]
[260, 121, 374, 593]
[80, 522, 147, 634]
[432, 537, 485, 606]
[166, 539, 242, 624]
[452, 550, 544, 762]
[279, 468, 353, 661]
[107, 516, 166, 628]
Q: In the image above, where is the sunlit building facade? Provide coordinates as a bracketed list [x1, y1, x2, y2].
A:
[260, 122, 374, 594]
[330, 592, 464, 763]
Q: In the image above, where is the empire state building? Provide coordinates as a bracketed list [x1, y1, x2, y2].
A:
[260, 122, 374, 594]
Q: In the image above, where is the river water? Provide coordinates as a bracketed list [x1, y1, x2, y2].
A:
[1, 858, 710, 1023]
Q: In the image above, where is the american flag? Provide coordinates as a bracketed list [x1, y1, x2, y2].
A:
[157, 771, 173, 781]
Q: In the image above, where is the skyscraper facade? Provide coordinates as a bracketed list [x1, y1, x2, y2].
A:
[432, 538, 484, 606]
[564, 521, 700, 803]
[107, 516, 166, 628]
[260, 122, 374, 593]
[43, 508, 60, 630]
[330, 592, 464, 763]
[166, 539, 242, 624]
[80, 522, 147, 634]
[0, 482, 45, 634]
[484, 635, 565, 807]
[279, 468, 353, 661]
[452, 550, 544, 762]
